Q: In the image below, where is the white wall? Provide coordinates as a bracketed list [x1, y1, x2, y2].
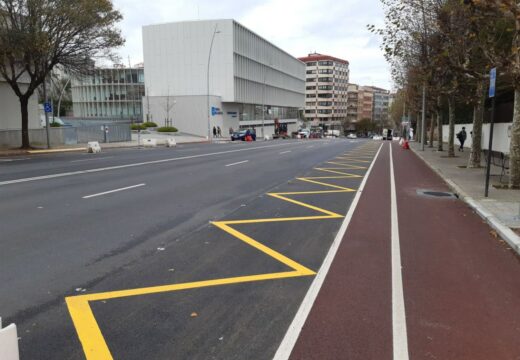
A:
[0, 82, 39, 130]
[145, 95, 229, 138]
[442, 122, 512, 154]
[143, 20, 235, 100]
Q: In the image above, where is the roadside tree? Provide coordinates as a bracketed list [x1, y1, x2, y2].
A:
[0, 0, 124, 148]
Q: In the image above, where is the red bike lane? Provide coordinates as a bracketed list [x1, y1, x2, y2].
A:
[287, 142, 520, 360]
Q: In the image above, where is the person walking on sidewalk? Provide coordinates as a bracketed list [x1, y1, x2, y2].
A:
[457, 127, 467, 151]
[213, 126, 217, 138]
[217, 126, 222, 137]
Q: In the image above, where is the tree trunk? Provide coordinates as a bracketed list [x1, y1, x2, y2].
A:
[468, 79, 485, 168]
[417, 114, 422, 143]
[509, 87, 520, 188]
[437, 105, 443, 151]
[429, 115, 435, 147]
[448, 97, 455, 157]
[20, 96, 30, 149]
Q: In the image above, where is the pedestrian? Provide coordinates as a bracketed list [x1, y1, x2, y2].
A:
[213, 126, 217, 138]
[456, 127, 467, 151]
[217, 126, 221, 137]
[229, 127, 233, 136]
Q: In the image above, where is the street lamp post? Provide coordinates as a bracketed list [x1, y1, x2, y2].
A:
[207, 24, 220, 142]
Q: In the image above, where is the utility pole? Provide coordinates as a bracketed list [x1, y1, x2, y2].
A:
[207, 24, 220, 142]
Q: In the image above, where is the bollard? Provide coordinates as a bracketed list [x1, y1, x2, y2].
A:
[0, 318, 20, 360]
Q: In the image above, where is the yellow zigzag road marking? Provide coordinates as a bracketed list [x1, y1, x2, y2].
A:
[65, 144, 378, 360]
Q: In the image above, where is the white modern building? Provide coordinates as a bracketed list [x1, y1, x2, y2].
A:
[142, 19, 305, 138]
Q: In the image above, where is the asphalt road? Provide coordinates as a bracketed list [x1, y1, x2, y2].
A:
[0, 138, 377, 359]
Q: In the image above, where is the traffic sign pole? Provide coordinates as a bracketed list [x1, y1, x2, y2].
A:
[485, 68, 497, 197]
[43, 78, 51, 149]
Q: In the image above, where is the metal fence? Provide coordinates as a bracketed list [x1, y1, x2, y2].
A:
[0, 123, 131, 149]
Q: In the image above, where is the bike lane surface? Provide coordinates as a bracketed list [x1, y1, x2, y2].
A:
[288, 142, 520, 359]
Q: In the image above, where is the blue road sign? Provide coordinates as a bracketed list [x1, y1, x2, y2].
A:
[211, 106, 217, 116]
[489, 68, 496, 98]
[44, 102, 52, 113]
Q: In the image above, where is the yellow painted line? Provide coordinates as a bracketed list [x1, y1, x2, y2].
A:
[268, 193, 345, 217]
[66, 147, 375, 360]
[28, 148, 87, 154]
[67, 270, 312, 360]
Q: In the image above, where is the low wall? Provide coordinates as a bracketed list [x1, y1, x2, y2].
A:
[442, 122, 512, 154]
[0, 124, 131, 149]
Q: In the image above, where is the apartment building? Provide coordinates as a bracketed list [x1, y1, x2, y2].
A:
[298, 53, 349, 130]
[346, 83, 359, 124]
[71, 66, 145, 121]
[358, 86, 374, 121]
[143, 19, 305, 138]
[370, 86, 391, 124]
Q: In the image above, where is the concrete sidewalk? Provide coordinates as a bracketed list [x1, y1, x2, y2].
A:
[410, 141, 520, 254]
[0, 132, 211, 156]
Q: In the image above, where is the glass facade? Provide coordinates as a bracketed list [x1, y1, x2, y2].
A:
[71, 68, 145, 120]
[237, 103, 299, 121]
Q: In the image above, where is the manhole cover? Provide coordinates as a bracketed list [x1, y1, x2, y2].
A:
[416, 189, 458, 199]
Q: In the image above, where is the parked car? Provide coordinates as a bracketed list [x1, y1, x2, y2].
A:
[231, 129, 256, 141]
[347, 133, 357, 139]
[298, 129, 311, 138]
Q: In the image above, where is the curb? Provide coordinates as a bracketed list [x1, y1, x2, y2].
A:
[411, 147, 520, 255]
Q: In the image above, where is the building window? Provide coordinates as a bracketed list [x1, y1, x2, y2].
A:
[318, 69, 333, 74]
[306, 70, 316, 74]
[306, 86, 316, 90]
[318, 85, 333, 90]
[318, 77, 333, 82]
[307, 62, 317, 66]
[318, 60, 333, 66]
[306, 78, 317, 82]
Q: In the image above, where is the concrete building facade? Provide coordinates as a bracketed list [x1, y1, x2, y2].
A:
[298, 53, 349, 130]
[0, 80, 39, 130]
[346, 83, 359, 124]
[71, 67, 145, 121]
[142, 19, 305, 138]
[358, 86, 374, 121]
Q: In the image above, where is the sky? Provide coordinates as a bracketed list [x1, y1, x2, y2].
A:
[111, 0, 391, 89]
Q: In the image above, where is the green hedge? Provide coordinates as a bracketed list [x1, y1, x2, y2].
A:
[142, 121, 158, 128]
[49, 122, 62, 127]
[131, 123, 146, 131]
[157, 126, 178, 133]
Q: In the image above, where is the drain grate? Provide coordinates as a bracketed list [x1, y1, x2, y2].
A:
[416, 189, 458, 199]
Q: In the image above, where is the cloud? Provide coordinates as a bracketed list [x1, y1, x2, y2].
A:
[111, 0, 391, 89]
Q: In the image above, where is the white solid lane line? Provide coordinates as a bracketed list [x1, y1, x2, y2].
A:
[82, 183, 146, 199]
[279, 150, 291, 154]
[389, 143, 410, 360]
[0, 142, 307, 187]
[225, 160, 249, 167]
[273, 143, 384, 360]
[70, 156, 114, 163]
[0, 158, 29, 162]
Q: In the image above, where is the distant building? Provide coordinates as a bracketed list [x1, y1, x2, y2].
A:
[370, 86, 390, 124]
[142, 19, 305, 138]
[358, 86, 374, 121]
[71, 67, 145, 121]
[298, 52, 349, 130]
[346, 83, 359, 124]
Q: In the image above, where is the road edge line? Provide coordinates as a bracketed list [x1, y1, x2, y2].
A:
[389, 143, 410, 359]
[272, 142, 384, 360]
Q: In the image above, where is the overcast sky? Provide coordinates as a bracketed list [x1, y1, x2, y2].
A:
[111, 0, 391, 89]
